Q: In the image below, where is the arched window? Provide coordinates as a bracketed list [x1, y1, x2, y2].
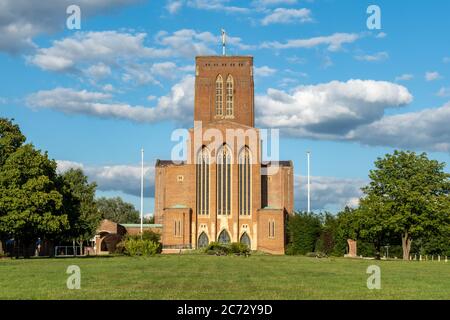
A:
[215, 75, 223, 116]
[217, 145, 231, 215]
[198, 232, 209, 248]
[240, 233, 251, 247]
[196, 147, 210, 215]
[226, 75, 234, 116]
[218, 229, 231, 244]
[239, 147, 251, 215]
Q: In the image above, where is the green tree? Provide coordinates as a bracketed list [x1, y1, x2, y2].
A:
[286, 212, 322, 255]
[361, 150, 450, 260]
[59, 168, 102, 248]
[0, 118, 26, 167]
[96, 197, 140, 224]
[0, 144, 69, 257]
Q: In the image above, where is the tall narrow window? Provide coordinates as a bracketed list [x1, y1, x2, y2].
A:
[174, 220, 182, 237]
[215, 75, 223, 116]
[196, 147, 210, 215]
[217, 145, 231, 215]
[239, 147, 251, 215]
[226, 75, 234, 116]
[268, 220, 275, 238]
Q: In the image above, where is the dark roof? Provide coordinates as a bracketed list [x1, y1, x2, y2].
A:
[261, 161, 292, 167]
[156, 160, 187, 167]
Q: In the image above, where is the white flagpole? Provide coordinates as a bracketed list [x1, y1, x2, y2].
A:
[307, 151, 311, 213]
[140, 148, 144, 235]
[221, 29, 226, 56]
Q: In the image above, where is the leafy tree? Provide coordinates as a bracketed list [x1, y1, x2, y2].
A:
[0, 144, 69, 257]
[96, 197, 140, 224]
[315, 212, 338, 255]
[0, 118, 26, 167]
[286, 212, 322, 255]
[59, 168, 102, 247]
[361, 150, 450, 260]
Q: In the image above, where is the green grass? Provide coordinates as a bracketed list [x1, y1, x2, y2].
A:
[0, 254, 449, 299]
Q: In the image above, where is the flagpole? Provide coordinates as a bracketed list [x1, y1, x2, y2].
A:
[307, 151, 311, 213]
[140, 148, 144, 236]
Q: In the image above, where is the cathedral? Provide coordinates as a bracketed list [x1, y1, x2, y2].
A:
[154, 54, 294, 254]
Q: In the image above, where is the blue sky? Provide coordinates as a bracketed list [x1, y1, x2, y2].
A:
[0, 0, 449, 214]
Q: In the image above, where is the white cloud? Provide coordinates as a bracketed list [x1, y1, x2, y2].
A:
[354, 51, 389, 62]
[437, 87, 450, 97]
[166, 0, 183, 13]
[56, 160, 155, 197]
[395, 74, 414, 82]
[350, 102, 450, 153]
[295, 175, 365, 212]
[102, 84, 114, 92]
[84, 63, 112, 80]
[375, 32, 387, 39]
[254, 66, 277, 77]
[261, 32, 360, 51]
[187, 0, 250, 13]
[0, 0, 139, 54]
[252, 0, 297, 7]
[28, 31, 167, 72]
[256, 79, 413, 139]
[261, 8, 312, 25]
[26, 75, 195, 124]
[425, 71, 441, 81]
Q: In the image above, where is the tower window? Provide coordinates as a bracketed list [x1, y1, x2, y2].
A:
[196, 147, 210, 215]
[217, 145, 231, 215]
[215, 75, 223, 116]
[239, 147, 251, 216]
[226, 75, 234, 116]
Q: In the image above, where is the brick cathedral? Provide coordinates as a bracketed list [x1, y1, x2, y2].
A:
[154, 55, 294, 254]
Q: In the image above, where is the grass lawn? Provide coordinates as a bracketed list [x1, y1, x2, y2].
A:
[0, 254, 449, 299]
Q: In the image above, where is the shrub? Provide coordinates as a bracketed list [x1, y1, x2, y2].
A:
[123, 238, 160, 256]
[205, 242, 230, 255]
[229, 242, 250, 255]
[204, 242, 250, 256]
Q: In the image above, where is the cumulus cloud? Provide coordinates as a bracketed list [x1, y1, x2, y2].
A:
[56, 160, 155, 197]
[0, 0, 139, 54]
[261, 8, 312, 25]
[425, 71, 441, 81]
[256, 79, 413, 139]
[254, 66, 277, 77]
[351, 102, 450, 152]
[294, 175, 365, 212]
[28, 31, 169, 72]
[261, 32, 360, 51]
[354, 51, 389, 62]
[28, 29, 249, 85]
[26, 75, 195, 124]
